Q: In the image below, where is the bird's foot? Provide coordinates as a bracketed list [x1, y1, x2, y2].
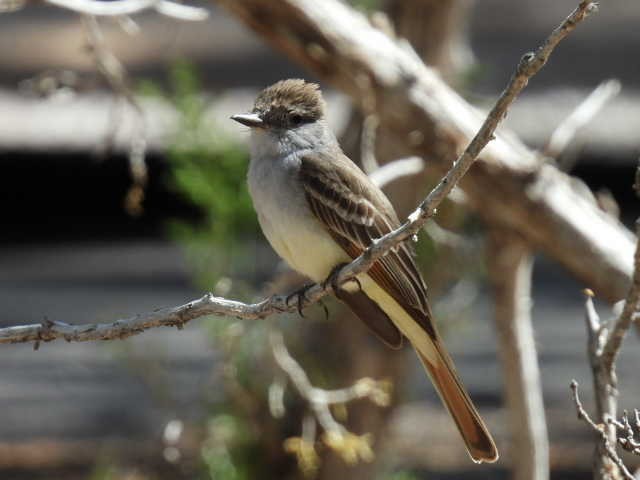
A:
[285, 283, 315, 318]
[322, 263, 362, 294]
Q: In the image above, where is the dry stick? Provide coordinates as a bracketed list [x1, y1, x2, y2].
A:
[570, 381, 635, 480]
[83, 14, 149, 216]
[269, 331, 389, 436]
[0, 0, 596, 346]
[48, 1, 208, 215]
[369, 156, 425, 189]
[609, 410, 640, 456]
[579, 221, 640, 479]
[360, 114, 380, 175]
[582, 290, 620, 479]
[544, 79, 621, 164]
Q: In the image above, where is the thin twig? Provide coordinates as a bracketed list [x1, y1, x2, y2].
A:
[369, 156, 425, 188]
[83, 15, 148, 215]
[570, 381, 635, 480]
[545, 79, 621, 164]
[0, 0, 596, 346]
[609, 410, 640, 456]
[269, 330, 389, 435]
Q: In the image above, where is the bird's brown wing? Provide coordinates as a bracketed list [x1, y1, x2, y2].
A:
[299, 151, 435, 340]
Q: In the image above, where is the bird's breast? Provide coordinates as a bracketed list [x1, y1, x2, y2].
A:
[248, 153, 349, 282]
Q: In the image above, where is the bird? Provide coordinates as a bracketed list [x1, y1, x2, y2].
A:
[231, 78, 498, 463]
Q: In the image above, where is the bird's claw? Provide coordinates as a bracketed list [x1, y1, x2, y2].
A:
[285, 283, 314, 318]
[322, 263, 361, 293]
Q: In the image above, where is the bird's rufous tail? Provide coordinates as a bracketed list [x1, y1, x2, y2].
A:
[415, 344, 498, 463]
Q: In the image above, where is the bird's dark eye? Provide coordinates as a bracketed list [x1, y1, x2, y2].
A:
[290, 114, 303, 125]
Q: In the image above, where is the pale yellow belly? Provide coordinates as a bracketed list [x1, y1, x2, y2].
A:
[257, 210, 351, 283]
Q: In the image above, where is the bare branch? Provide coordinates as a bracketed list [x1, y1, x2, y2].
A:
[545, 79, 621, 164]
[570, 381, 635, 480]
[601, 220, 640, 373]
[423, 221, 477, 251]
[578, 243, 640, 479]
[488, 232, 548, 480]
[609, 410, 640, 456]
[412, 0, 598, 222]
[44, 0, 209, 21]
[270, 331, 386, 468]
[583, 289, 607, 358]
[360, 114, 380, 175]
[369, 156, 425, 189]
[83, 15, 148, 216]
[270, 331, 389, 432]
[0, 0, 596, 346]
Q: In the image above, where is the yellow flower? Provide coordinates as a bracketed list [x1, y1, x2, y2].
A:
[284, 437, 320, 478]
[355, 377, 393, 407]
[322, 431, 374, 465]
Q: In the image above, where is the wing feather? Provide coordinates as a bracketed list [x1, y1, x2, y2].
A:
[300, 152, 435, 338]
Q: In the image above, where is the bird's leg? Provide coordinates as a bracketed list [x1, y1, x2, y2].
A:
[285, 283, 315, 318]
[322, 263, 362, 293]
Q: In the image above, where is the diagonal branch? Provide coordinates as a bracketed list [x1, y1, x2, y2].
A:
[0, 0, 596, 346]
[544, 78, 621, 164]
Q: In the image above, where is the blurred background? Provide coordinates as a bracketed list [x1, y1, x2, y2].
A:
[1, 1, 639, 479]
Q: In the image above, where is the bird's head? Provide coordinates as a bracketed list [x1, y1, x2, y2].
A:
[231, 79, 326, 131]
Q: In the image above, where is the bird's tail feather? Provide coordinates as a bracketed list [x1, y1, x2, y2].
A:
[415, 343, 499, 464]
[353, 276, 498, 463]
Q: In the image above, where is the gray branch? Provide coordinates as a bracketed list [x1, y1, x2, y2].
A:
[544, 78, 621, 164]
[488, 232, 548, 480]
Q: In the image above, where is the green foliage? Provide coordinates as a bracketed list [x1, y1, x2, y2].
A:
[87, 462, 116, 480]
[348, 0, 381, 13]
[380, 471, 420, 480]
[141, 60, 259, 290]
[200, 414, 252, 480]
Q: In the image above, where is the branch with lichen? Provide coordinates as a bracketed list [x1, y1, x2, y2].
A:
[0, 0, 597, 348]
[269, 331, 390, 476]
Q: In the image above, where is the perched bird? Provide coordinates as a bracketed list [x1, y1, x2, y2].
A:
[231, 79, 498, 463]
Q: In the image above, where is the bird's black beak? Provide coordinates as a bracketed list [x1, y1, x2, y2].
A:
[231, 113, 264, 128]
